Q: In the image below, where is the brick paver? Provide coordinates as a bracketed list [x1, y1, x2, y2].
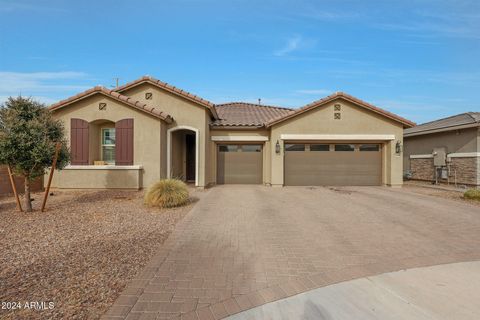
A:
[104, 185, 480, 319]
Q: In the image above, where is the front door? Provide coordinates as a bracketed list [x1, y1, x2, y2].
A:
[185, 134, 196, 182]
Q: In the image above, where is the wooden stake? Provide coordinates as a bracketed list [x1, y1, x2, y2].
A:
[7, 165, 23, 212]
[41, 142, 61, 212]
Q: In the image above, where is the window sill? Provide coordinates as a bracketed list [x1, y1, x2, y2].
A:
[65, 165, 143, 170]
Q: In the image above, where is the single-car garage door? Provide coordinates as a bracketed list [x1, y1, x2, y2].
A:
[285, 143, 382, 186]
[217, 144, 263, 184]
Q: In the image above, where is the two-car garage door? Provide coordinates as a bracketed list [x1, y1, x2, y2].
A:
[285, 143, 382, 186]
[216, 142, 382, 186]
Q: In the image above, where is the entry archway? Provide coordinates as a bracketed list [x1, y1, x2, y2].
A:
[167, 126, 199, 186]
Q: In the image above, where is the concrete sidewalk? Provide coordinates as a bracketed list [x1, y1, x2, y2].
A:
[226, 261, 480, 320]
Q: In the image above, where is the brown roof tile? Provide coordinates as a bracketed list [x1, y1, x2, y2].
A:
[49, 86, 173, 123]
[265, 92, 415, 128]
[115, 76, 219, 119]
[212, 102, 294, 127]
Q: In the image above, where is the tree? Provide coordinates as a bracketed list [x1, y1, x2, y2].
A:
[0, 96, 70, 212]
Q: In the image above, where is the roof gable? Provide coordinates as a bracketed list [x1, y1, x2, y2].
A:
[265, 92, 415, 128]
[49, 86, 173, 123]
[115, 76, 219, 119]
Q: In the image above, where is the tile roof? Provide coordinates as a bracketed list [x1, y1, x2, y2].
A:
[115, 76, 219, 119]
[49, 86, 173, 123]
[404, 112, 480, 136]
[265, 92, 416, 128]
[212, 102, 295, 127]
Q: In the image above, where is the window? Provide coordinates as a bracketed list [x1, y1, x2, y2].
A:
[102, 128, 116, 163]
[219, 145, 238, 152]
[359, 144, 380, 151]
[335, 144, 355, 151]
[285, 144, 305, 151]
[310, 144, 330, 151]
[241, 145, 262, 152]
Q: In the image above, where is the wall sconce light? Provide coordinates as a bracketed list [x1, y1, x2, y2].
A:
[275, 140, 281, 154]
[395, 140, 402, 154]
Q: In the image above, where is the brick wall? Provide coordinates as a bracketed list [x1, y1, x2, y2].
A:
[410, 157, 479, 186]
[0, 166, 44, 195]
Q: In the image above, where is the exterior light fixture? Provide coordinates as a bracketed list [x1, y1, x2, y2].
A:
[395, 140, 402, 154]
[275, 140, 281, 154]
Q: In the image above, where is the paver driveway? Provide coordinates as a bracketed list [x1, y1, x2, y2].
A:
[104, 185, 480, 320]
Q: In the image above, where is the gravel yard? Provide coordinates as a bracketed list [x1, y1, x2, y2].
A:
[403, 182, 480, 207]
[0, 188, 201, 320]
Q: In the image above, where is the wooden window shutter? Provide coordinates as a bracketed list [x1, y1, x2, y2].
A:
[115, 119, 134, 165]
[70, 118, 89, 165]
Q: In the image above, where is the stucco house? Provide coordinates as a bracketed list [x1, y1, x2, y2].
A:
[404, 112, 480, 187]
[47, 76, 414, 189]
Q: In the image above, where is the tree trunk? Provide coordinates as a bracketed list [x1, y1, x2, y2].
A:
[24, 176, 32, 212]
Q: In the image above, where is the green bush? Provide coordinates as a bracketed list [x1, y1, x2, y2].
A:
[464, 189, 480, 201]
[144, 179, 190, 208]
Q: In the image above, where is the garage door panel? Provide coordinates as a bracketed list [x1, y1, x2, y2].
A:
[285, 144, 381, 186]
[217, 146, 263, 184]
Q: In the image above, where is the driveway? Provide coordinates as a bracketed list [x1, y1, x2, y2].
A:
[104, 185, 480, 320]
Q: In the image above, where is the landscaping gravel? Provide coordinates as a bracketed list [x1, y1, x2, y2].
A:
[0, 188, 200, 320]
[403, 182, 480, 207]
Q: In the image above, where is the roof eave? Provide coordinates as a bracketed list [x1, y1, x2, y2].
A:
[49, 87, 173, 123]
[404, 123, 480, 137]
[210, 124, 266, 130]
[115, 76, 219, 120]
[265, 93, 415, 128]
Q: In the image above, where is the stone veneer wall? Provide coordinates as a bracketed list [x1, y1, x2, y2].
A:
[410, 157, 479, 186]
[449, 157, 478, 186]
[410, 158, 434, 181]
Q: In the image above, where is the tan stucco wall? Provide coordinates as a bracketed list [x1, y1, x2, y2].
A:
[403, 127, 478, 171]
[49, 94, 163, 188]
[209, 129, 271, 185]
[120, 83, 211, 187]
[48, 167, 142, 189]
[269, 98, 404, 186]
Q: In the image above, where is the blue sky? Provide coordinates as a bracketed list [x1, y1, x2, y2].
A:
[0, 0, 479, 123]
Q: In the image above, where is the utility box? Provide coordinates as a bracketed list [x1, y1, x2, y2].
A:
[433, 147, 447, 166]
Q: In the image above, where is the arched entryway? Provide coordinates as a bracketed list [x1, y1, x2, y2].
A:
[167, 126, 199, 186]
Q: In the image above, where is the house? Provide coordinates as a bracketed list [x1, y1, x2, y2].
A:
[47, 76, 414, 189]
[404, 112, 480, 187]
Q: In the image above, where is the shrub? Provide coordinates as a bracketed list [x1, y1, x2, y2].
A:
[144, 179, 189, 208]
[464, 189, 480, 201]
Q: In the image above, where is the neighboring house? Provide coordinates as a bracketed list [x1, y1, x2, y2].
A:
[404, 112, 480, 187]
[0, 166, 43, 195]
[47, 75, 414, 189]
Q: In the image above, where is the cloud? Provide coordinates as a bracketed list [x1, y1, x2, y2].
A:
[273, 35, 317, 57]
[300, 10, 361, 22]
[295, 89, 332, 95]
[0, 71, 91, 104]
[274, 36, 306, 57]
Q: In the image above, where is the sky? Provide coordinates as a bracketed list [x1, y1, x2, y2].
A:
[0, 0, 479, 124]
